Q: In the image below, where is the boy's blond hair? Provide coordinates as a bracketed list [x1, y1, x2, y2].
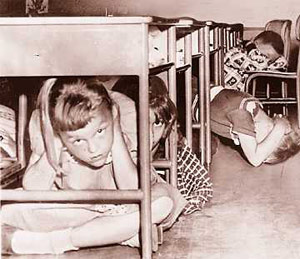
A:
[265, 116, 300, 164]
[36, 77, 113, 173]
[265, 121, 300, 164]
[46, 77, 112, 132]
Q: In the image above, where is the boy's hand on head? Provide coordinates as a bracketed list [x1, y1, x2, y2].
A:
[54, 134, 64, 152]
[283, 119, 292, 134]
[273, 114, 291, 134]
[112, 102, 120, 120]
[112, 102, 122, 132]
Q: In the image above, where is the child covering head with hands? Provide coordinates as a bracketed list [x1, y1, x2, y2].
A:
[114, 75, 213, 216]
[2, 77, 186, 255]
[199, 85, 300, 167]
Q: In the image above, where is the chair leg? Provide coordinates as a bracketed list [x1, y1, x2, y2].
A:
[266, 82, 271, 115]
[298, 98, 300, 129]
[251, 79, 257, 96]
[281, 81, 288, 116]
[297, 82, 300, 129]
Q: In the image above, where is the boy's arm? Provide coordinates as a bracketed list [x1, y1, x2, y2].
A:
[111, 105, 139, 190]
[22, 151, 57, 190]
[238, 117, 288, 167]
[22, 109, 60, 190]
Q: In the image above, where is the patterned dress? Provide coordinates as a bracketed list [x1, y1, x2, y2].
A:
[224, 46, 288, 92]
[177, 143, 213, 215]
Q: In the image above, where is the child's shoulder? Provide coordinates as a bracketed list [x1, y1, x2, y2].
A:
[108, 90, 135, 107]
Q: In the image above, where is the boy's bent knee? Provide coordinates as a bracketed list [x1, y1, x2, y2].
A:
[151, 196, 173, 224]
[151, 182, 172, 201]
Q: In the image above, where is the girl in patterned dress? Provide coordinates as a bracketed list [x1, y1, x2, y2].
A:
[148, 76, 213, 215]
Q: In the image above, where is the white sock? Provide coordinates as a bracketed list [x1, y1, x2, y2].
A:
[11, 228, 78, 254]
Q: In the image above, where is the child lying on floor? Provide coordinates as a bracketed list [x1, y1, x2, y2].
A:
[224, 31, 288, 92]
[113, 76, 213, 216]
[193, 85, 300, 167]
[1, 77, 187, 255]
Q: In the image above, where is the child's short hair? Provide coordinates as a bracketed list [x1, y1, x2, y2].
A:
[253, 31, 284, 55]
[112, 75, 177, 139]
[265, 125, 300, 165]
[149, 76, 177, 139]
[46, 77, 113, 132]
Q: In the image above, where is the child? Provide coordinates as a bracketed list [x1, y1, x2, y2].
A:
[195, 85, 300, 167]
[1, 77, 187, 254]
[114, 76, 213, 216]
[224, 31, 288, 92]
[148, 76, 213, 215]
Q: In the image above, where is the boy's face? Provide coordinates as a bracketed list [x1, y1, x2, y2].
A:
[149, 109, 166, 151]
[59, 106, 113, 168]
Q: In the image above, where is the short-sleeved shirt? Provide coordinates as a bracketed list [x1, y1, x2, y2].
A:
[210, 88, 262, 144]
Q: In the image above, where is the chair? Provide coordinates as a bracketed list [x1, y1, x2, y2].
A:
[224, 23, 244, 52]
[246, 19, 292, 115]
[265, 19, 292, 63]
[245, 15, 300, 128]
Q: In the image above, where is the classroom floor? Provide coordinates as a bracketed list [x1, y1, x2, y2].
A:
[3, 112, 300, 259]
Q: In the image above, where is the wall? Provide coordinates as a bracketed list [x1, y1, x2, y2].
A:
[49, 0, 300, 67]
[0, 0, 25, 16]
[1, 0, 299, 63]
[48, 0, 300, 36]
[1, 0, 299, 30]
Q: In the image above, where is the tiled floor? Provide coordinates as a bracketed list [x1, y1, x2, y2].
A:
[3, 114, 300, 259]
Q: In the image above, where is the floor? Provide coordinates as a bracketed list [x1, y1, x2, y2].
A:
[3, 115, 300, 259]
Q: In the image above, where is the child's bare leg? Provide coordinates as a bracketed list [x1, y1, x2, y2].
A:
[71, 196, 173, 248]
[4, 195, 173, 254]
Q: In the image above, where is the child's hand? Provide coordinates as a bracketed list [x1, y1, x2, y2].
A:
[112, 102, 122, 132]
[273, 114, 291, 134]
